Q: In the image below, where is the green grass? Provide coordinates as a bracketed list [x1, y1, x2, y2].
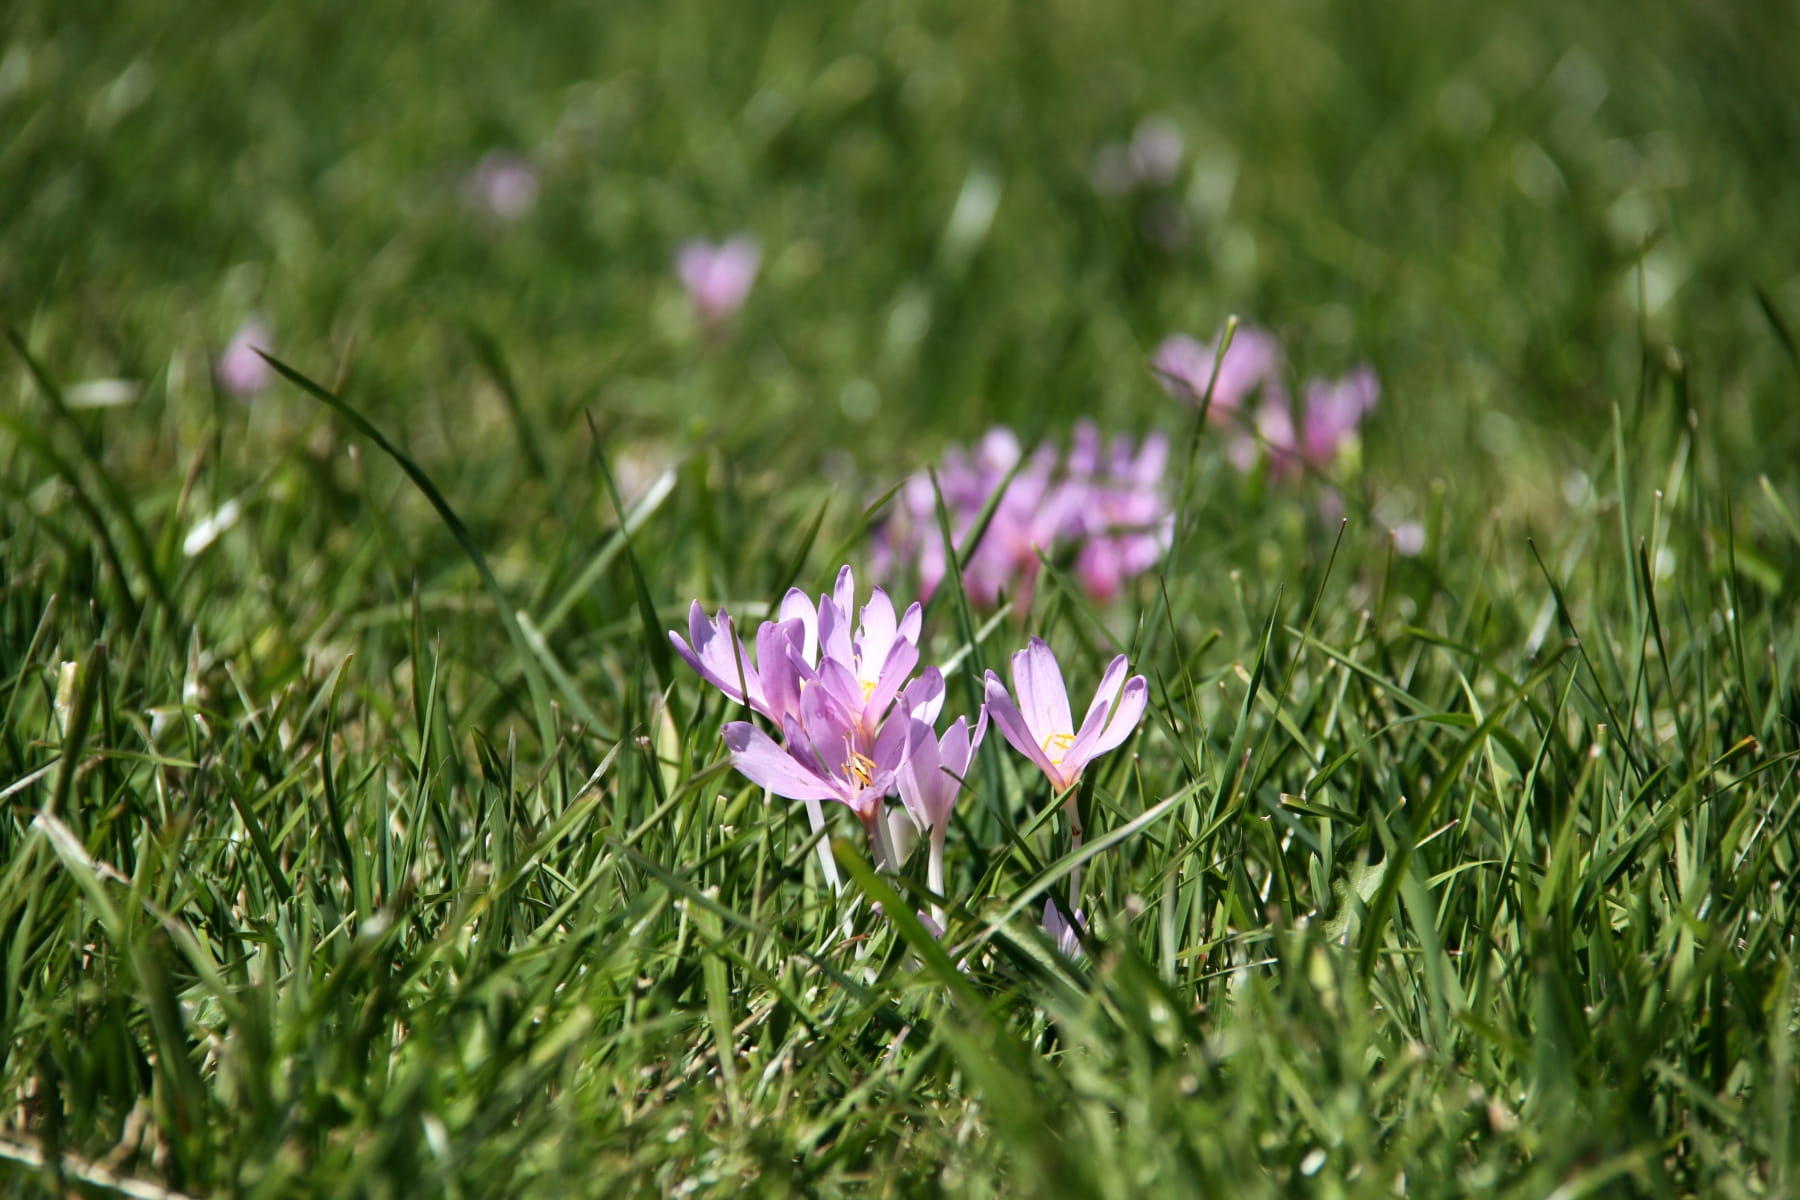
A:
[3, 0, 1799, 1195]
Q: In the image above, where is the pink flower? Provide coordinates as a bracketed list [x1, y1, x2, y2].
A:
[872, 424, 1171, 609]
[676, 235, 760, 324]
[1127, 116, 1184, 188]
[983, 638, 1147, 793]
[464, 152, 539, 222]
[1236, 364, 1379, 478]
[896, 711, 986, 838]
[668, 602, 792, 722]
[1151, 325, 1284, 419]
[897, 710, 987, 925]
[1066, 422, 1173, 603]
[1299, 366, 1379, 468]
[1042, 899, 1086, 957]
[721, 684, 911, 825]
[217, 319, 274, 397]
[1091, 115, 1185, 195]
[672, 566, 943, 867]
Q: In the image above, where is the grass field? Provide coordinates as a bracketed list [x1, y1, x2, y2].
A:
[4, 0, 1799, 1195]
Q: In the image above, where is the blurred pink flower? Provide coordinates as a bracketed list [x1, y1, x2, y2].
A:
[1151, 325, 1284, 419]
[464, 152, 539, 222]
[1065, 421, 1174, 603]
[873, 423, 1172, 608]
[676, 235, 760, 324]
[1241, 364, 1380, 478]
[216, 319, 274, 397]
[1127, 116, 1184, 188]
[1390, 520, 1427, 557]
[1092, 115, 1185, 195]
[1300, 366, 1380, 468]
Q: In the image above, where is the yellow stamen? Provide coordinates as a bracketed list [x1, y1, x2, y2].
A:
[842, 750, 877, 788]
[1042, 731, 1076, 765]
[861, 679, 878, 702]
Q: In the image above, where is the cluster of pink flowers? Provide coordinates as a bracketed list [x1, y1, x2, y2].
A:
[1153, 324, 1379, 479]
[872, 422, 1173, 611]
[671, 566, 1146, 942]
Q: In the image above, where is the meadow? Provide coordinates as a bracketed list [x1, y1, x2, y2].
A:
[3, 0, 1798, 1195]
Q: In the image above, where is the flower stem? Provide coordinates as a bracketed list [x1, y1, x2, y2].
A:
[927, 825, 948, 929]
[1062, 794, 1085, 907]
[803, 795, 842, 893]
[864, 806, 899, 873]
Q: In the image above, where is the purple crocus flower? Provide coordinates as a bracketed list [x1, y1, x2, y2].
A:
[1390, 519, 1426, 558]
[1042, 899, 1086, 958]
[721, 686, 909, 825]
[1299, 366, 1380, 469]
[1128, 116, 1185, 189]
[1235, 364, 1379, 479]
[1151, 325, 1284, 419]
[669, 602, 790, 721]
[983, 638, 1147, 794]
[1066, 422, 1173, 603]
[872, 425, 1171, 609]
[464, 152, 539, 222]
[672, 566, 941, 873]
[896, 710, 987, 925]
[896, 712, 985, 839]
[676, 235, 760, 324]
[217, 318, 274, 397]
[1091, 115, 1185, 196]
[772, 566, 924, 739]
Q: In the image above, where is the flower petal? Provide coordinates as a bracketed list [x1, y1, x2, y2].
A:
[1078, 654, 1129, 730]
[723, 722, 838, 802]
[756, 618, 808, 722]
[896, 600, 923, 646]
[1012, 637, 1074, 744]
[985, 670, 1063, 786]
[863, 636, 919, 724]
[857, 588, 899, 675]
[778, 588, 819, 664]
[938, 715, 973, 779]
[903, 667, 946, 725]
[1067, 671, 1148, 772]
[895, 718, 943, 833]
[669, 602, 765, 711]
[818, 593, 854, 672]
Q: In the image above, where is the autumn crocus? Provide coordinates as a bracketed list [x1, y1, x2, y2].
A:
[672, 566, 937, 876]
[872, 424, 1171, 608]
[669, 602, 799, 722]
[1151, 325, 1284, 420]
[676, 235, 760, 325]
[1065, 422, 1173, 604]
[722, 682, 914, 865]
[1239, 364, 1380, 479]
[464, 151, 539, 222]
[896, 710, 987, 926]
[783, 566, 924, 739]
[1298, 366, 1379, 470]
[984, 638, 1147, 795]
[1042, 899, 1086, 958]
[217, 318, 275, 398]
[986, 638, 1147, 911]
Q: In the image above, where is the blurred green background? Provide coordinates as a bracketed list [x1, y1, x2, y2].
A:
[7, 0, 1795, 469]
